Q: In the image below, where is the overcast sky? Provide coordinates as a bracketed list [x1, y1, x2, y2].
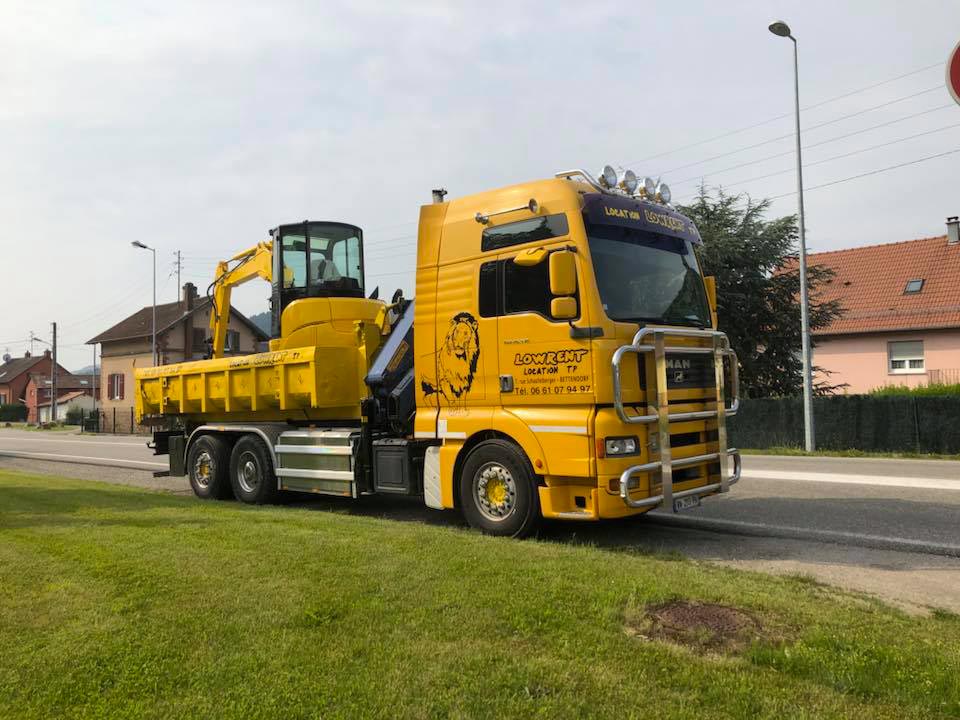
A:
[2, 0, 959, 370]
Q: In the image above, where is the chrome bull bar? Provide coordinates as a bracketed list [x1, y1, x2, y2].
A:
[612, 327, 741, 511]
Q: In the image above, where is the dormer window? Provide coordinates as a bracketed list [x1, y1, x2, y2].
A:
[903, 278, 924, 294]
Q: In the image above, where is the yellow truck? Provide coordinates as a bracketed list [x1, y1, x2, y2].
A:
[136, 167, 740, 537]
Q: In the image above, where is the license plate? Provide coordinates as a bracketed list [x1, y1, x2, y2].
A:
[673, 495, 701, 512]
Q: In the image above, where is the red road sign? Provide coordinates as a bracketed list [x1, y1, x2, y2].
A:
[948, 39, 960, 106]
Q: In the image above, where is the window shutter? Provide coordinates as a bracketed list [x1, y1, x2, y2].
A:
[889, 341, 923, 361]
[119, 373, 125, 400]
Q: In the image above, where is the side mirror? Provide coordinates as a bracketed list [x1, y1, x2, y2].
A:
[551, 296, 577, 320]
[549, 250, 577, 296]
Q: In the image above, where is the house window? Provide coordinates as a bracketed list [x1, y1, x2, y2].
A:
[107, 373, 125, 400]
[888, 341, 924, 374]
[903, 279, 924, 294]
[225, 330, 241, 352]
[0, 393, 6, 404]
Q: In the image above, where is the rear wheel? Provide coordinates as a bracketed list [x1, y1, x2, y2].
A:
[229, 435, 278, 504]
[187, 434, 233, 500]
[459, 439, 540, 538]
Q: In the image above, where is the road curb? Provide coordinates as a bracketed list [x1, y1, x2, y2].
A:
[0, 450, 164, 472]
[645, 513, 960, 559]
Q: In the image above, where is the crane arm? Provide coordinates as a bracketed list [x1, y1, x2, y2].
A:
[208, 241, 273, 359]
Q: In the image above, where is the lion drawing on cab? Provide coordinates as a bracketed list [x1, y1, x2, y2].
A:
[421, 312, 480, 410]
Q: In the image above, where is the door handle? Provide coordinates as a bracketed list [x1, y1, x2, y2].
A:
[499, 375, 515, 392]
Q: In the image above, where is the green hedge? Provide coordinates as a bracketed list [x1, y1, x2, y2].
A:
[728, 395, 960, 454]
[0, 404, 27, 422]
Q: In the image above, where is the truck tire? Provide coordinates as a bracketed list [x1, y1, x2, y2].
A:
[187, 434, 233, 500]
[229, 435, 278, 505]
[459, 439, 540, 538]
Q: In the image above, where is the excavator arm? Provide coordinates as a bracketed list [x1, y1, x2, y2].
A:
[208, 241, 273, 359]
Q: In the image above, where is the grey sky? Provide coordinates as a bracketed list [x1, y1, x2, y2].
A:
[2, 0, 959, 370]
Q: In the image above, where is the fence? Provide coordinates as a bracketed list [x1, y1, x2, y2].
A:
[728, 395, 960, 455]
[79, 407, 148, 435]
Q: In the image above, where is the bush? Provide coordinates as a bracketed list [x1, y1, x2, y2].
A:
[64, 406, 85, 425]
[870, 383, 960, 397]
[0, 404, 27, 422]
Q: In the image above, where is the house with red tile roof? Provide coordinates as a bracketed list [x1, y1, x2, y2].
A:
[810, 217, 960, 393]
[86, 282, 268, 433]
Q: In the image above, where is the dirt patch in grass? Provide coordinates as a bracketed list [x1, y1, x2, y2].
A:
[626, 601, 764, 653]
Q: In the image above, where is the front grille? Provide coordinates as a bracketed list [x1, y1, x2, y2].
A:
[639, 353, 717, 390]
[671, 431, 700, 448]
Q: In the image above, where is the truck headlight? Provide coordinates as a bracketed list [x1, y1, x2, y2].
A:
[605, 436, 639, 456]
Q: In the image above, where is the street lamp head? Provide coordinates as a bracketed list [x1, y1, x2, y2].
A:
[131, 241, 148, 249]
[768, 20, 792, 38]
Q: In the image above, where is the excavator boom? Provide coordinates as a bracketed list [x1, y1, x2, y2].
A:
[208, 241, 273, 358]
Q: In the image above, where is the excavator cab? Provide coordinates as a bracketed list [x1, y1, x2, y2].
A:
[269, 221, 366, 338]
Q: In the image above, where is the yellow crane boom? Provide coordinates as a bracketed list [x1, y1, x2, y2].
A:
[208, 241, 274, 358]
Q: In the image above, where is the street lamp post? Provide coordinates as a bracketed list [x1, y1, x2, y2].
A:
[131, 241, 158, 366]
[769, 20, 815, 452]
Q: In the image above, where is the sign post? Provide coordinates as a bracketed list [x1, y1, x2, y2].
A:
[947, 39, 960, 106]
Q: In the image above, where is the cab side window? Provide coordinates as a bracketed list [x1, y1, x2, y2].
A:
[478, 255, 579, 321]
[504, 261, 551, 317]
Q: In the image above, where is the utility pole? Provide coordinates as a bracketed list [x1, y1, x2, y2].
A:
[175, 250, 182, 297]
[92, 343, 97, 412]
[51, 322, 57, 423]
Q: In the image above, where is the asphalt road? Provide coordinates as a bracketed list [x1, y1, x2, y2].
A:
[2, 427, 959, 613]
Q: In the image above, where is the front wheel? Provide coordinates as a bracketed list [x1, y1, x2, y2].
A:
[229, 435, 278, 504]
[459, 439, 540, 538]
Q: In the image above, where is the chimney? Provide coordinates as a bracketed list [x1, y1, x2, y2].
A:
[947, 216, 959, 245]
[182, 282, 198, 310]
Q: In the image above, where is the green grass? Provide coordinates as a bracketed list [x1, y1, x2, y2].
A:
[1, 472, 959, 719]
[2, 421, 78, 432]
[741, 447, 960, 461]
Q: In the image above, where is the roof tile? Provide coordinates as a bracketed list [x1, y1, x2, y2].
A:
[806, 235, 960, 335]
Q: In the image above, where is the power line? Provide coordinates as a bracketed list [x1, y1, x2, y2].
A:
[672, 105, 958, 188]
[659, 86, 944, 177]
[767, 147, 960, 201]
[674, 121, 960, 199]
[623, 60, 943, 166]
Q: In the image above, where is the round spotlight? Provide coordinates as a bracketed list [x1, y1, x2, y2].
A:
[640, 176, 656, 198]
[618, 169, 638, 194]
[598, 165, 617, 189]
[655, 182, 672, 204]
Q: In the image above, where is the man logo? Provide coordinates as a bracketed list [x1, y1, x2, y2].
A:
[673, 370, 686, 385]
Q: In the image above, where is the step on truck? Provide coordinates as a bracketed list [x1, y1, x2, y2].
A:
[136, 167, 740, 537]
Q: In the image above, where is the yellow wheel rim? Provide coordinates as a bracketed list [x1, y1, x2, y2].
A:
[475, 462, 517, 521]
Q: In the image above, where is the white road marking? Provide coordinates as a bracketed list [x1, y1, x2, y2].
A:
[741, 469, 960, 491]
[0, 437, 146, 447]
[0, 450, 166, 468]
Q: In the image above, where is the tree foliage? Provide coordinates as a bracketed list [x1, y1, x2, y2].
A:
[678, 188, 844, 398]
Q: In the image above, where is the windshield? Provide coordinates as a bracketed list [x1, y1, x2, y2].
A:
[587, 223, 711, 328]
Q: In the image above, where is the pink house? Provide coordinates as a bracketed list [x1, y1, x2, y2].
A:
[810, 218, 960, 394]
